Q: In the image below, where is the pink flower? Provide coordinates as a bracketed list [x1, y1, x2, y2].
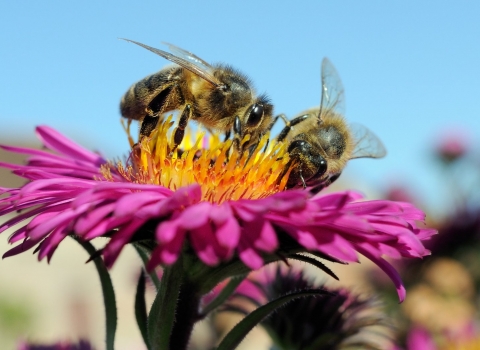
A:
[435, 130, 469, 163]
[208, 265, 390, 349]
[0, 126, 435, 301]
[403, 327, 437, 350]
[17, 339, 94, 350]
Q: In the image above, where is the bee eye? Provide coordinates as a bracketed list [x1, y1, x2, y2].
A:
[246, 104, 264, 127]
[318, 159, 327, 174]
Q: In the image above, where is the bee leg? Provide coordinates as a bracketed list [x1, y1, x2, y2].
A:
[299, 169, 307, 189]
[270, 113, 289, 132]
[140, 115, 160, 138]
[277, 114, 310, 142]
[258, 114, 283, 152]
[328, 172, 341, 185]
[242, 141, 263, 168]
[310, 172, 342, 194]
[171, 104, 192, 154]
[205, 127, 215, 136]
[224, 130, 231, 142]
[233, 115, 243, 151]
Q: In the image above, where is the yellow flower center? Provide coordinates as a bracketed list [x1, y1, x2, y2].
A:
[106, 116, 292, 203]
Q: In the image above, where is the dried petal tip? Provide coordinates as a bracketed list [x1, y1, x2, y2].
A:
[115, 116, 292, 203]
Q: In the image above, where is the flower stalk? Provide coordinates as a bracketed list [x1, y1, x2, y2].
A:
[148, 255, 184, 350]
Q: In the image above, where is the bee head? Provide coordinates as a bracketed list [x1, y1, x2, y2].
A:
[244, 93, 273, 126]
[286, 139, 328, 188]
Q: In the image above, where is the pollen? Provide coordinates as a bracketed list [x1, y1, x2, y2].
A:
[109, 116, 292, 203]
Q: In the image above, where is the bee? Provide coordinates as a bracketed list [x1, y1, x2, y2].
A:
[276, 58, 386, 193]
[120, 39, 273, 152]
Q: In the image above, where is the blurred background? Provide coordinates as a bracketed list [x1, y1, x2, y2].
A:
[1, 1, 479, 349]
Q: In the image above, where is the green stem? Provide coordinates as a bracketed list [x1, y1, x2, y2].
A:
[135, 271, 150, 350]
[148, 256, 184, 350]
[73, 237, 117, 350]
[169, 279, 202, 350]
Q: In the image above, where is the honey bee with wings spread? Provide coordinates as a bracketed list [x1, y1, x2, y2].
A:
[120, 39, 273, 152]
[277, 58, 386, 193]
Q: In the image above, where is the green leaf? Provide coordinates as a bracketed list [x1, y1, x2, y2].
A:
[195, 253, 286, 295]
[73, 237, 117, 350]
[200, 275, 247, 317]
[148, 256, 183, 350]
[135, 271, 150, 350]
[216, 289, 330, 350]
[287, 253, 339, 280]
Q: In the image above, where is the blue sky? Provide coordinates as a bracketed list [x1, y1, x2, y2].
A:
[1, 1, 479, 215]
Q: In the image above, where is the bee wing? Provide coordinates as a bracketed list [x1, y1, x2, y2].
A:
[121, 38, 222, 87]
[349, 123, 387, 159]
[162, 42, 213, 70]
[318, 58, 346, 122]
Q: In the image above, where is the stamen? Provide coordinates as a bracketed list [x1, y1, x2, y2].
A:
[110, 116, 291, 203]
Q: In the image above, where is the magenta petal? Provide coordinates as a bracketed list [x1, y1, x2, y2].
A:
[113, 192, 162, 217]
[250, 220, 278, 252]
[407, 327, 437, 350]
[358, 245, 406, 302]
[209, 202, 232, 225]
[190, 223, 221, 266]
[158, 249, 179, 265]
[38, 226, 68, 261]
[103, 219, 145, 268]
[8, 226, 28, 243]
[170, 184, 202, 205]
[74, 203, 116, 234]
[157, 217, 182, 244]
[416, 228, 437, 240]
[83, 216, 132, 239]
[295, 229, 319, 249]
[315, 233, 359, 262]
[376, 243, 402, 259]
[312, 191, 361, 209]
[28, 207, 84, 240]
[327, 213, 373, 232]
[72, 189, 120, 208]
[152, 185, 201, 217]
[249, 190, 308, 213]
[0, 202, 68, 234]
[20, 177, 94, 194]
[36, 126, 105, 165]
[238, 247, 264, 269]
[234, 279, 267, 304]
[215, 215, 240, 248]
[178, 202, 211, 230]
[149, 229, 186, 269]
[2, 239, 39, 258]
[0, 144, 61, 158]
[266, 190, 309, 212]
[232, 204, 257, 222]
